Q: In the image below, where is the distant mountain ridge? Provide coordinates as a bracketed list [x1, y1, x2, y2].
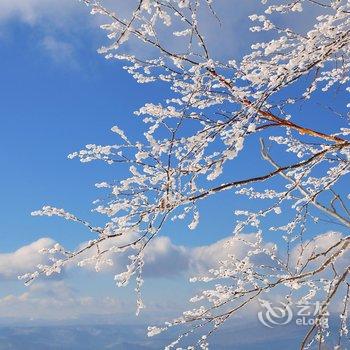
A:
[0, 321, 342, 349]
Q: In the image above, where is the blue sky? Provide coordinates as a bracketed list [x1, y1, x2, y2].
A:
[0, 0, 247, 322]
[0, 1, 348, 349]
[1, 0, 340, 254]
[0, 0, 270, 256]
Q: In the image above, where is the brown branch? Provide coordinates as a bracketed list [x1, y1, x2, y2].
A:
[300, 265, 350, 350]
[207, 68, 348, 144]
[188, 147, 331, 202]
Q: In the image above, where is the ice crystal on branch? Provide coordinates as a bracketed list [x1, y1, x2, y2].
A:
[28, 0, 350, 348]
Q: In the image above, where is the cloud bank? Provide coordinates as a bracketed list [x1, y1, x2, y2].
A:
[0, 0, 78, 25]
[0, 238, 55, 279]
[0, 231, 347, 322]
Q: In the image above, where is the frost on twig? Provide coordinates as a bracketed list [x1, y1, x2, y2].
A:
[26, 0, 350, 348]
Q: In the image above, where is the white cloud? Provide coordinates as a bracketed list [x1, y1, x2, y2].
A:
[3, 230, 345, 284]
[0, 232, 262, 283]
[1, 231, 347, 323]
[0, 281, 126, 320]
[0, 238, 55, 279]
[0, 0, 257, 62]
[0, 0, 325, 68]
[290, 231, 345, 264]
[41, 35, 76, 64]
[190, 233, 260, 273]
[0, 0, 78, 25]
[0, 0, 87, 66]
[0, 278, 181, 322]
[72, 232, 264, 278]
[143, 236, 190, 277]
[144, 232, 268, 277]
